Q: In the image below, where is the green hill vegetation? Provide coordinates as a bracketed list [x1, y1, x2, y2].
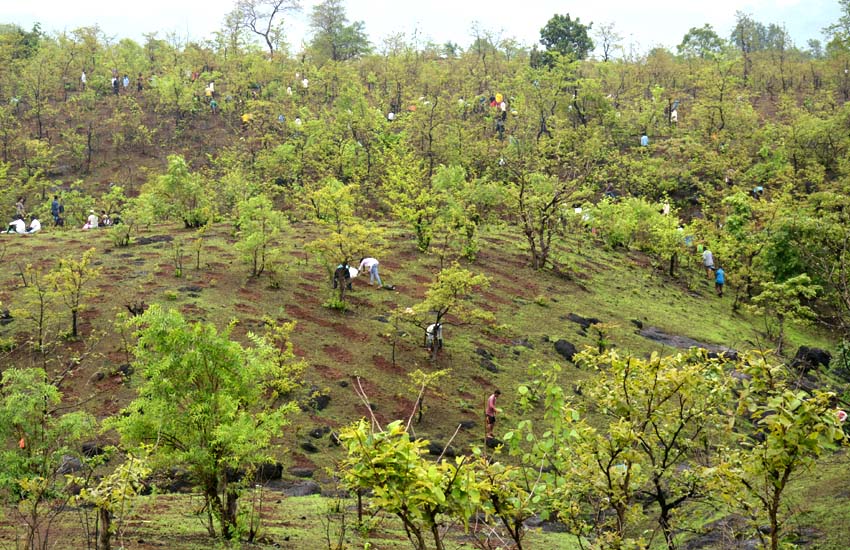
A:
[1, 4, 850, 549]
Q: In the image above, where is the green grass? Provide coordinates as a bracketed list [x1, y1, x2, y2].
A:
[0, 219, 846, 549]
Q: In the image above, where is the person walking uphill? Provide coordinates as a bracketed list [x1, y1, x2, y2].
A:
[485, 389, 501, 440]
[702, 247, 715, 279]
[358, 257, 382, 288]
[715, 266, 726, 297]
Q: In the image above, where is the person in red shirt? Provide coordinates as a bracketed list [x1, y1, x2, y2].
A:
[485, 389, 501, 439]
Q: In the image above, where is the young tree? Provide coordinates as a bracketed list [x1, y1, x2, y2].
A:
[727, 355, 847, 550]
[382, 145, 435, 252]
[107, 305, 301, 540]
[404, 265, 491, 361]
[15, 264, 57, 354]
[306, 179, 384, 303]
[48, 247, 101, 338]
[507, 171, 583, 269]
[76, 452, 151, 550]
[508, 349, 736, 549]
[0, 368, 95, 550]
[749, 274, 820, 354]
[235, 195, 286, 277]
[339, 419, 483, 550]
[139, 154, 212, 228]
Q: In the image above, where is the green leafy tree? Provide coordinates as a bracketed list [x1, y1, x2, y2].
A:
[509, 349, 735, 549]
[140, 154, 212, 228]
[339, 419, 483, 550]
[14, 264, 57, 354]
[403, 265, 491, 361]
[749, 274, 820, 354]
[235, 195, 286, 277]
[0, 368, 95, 550]
[507, 171, 585, 269]
[76, 452, 151, 550]
[107, 305, 301, 540]
[539, 13, 594, 64]
[309, 0, 371, 63]
[677, 24, 726, 59]
[727, 355, 847, 550]
[306, 179, 384, 303]
[47, 247, 101, 338]
[382, 145, 434, 252]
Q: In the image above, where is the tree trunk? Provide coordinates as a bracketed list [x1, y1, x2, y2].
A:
[98, 507, 111, 550]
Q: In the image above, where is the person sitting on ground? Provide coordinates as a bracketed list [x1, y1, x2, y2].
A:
[425, 323, 443, 351]
[100, 210, 112, 226]
[26, 215, 41, 234]
[6, 215, 26, 234]
[83, 209, 99, 230]
[358, 257, 382, 288]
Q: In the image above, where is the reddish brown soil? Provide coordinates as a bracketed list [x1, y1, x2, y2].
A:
[323, 344, 353, 363]
[312, 364, 347, 380]
[373, 354, 404, 375]
[286, 303, 335, 328]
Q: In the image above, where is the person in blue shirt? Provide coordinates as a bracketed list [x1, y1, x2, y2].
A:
[715, 267, 726, 297]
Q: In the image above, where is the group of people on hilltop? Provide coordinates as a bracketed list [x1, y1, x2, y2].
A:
[81, 68, 144, 94]
[6, 195, 118, 235]
[5, 196, 39, 234]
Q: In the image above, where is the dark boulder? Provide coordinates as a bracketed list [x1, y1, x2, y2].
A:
[136, 235, 173, 245]
[288, 467, 315, 478]
[480, 357, 500, 373]
[474, 348, 494, 360]
[300, 441, 319, 454]
[459, 421, 476, 430]
[567, 313, 600, 332]
[791, 346, 831, 373]
[57, 455, 83, 474]
[308, 387, 331, 411]
[283, 480, 321, 497]
[82, 442, 106, 458]
[254, 462, 283, 482]
[427, 441, 457, 458]
[554, 340, 577, 362]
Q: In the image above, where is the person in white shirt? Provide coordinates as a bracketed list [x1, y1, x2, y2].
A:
[358, 257, 382, 288]
[6, 216, 26, 234]
[27, 216, 41, 234]
[83, 210, 99, 230]
[425, 323, 443, 351]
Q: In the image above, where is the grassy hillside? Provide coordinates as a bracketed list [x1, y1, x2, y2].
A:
[0, 212, 843, 549]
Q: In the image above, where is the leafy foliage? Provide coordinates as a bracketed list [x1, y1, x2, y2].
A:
[107, 305, 301, 539]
